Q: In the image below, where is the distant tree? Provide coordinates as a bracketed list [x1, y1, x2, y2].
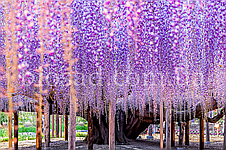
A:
[18, 112, 36, 125]
[76, 116, 88, 125]
[0, 112, 8, 125]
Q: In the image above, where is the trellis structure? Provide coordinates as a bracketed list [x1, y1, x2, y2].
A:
[0, 0, 226, 150]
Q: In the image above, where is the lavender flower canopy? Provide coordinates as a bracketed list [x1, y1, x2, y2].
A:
[0, 0, 225, 117]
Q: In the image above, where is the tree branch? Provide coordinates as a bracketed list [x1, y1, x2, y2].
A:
[207, 107, 225, 123]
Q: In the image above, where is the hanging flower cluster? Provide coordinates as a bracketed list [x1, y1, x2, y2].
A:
[0, 0, 225, 121]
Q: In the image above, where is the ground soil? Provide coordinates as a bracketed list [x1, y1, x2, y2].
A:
[0, 136, 224, 150]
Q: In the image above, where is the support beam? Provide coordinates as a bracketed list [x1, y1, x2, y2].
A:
[160, 102, 163, 150]
[55, 114, 59, 138]
[52, 115, 54, 138]
[5, 5, 15, 149]
[165, 121, 166, 141]
[178, 122, 182, 146]
[185, 121, 189, 146]
[14, 111, 18, 150]
[200, 118, 204, 150]
[36, 109, 42, 150]
[69, 96, 76, 150]
[206, 110, 210, 144]
[37, 0, 44, 148]
[166, 106, 171, 150]
[8, 104, 13, 149]
[65, 115, 68, 141]
[109, 100, 115, 150]
[171, 114, 175, 147]
[206, 122, 210, 143]
[60, 115, 63, 138]
[44, 102, 50, 147]
[88, 107, 93, 150]
[223, 106, 226, 149]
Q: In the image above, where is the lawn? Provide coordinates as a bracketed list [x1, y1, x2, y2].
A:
[0, 112, 88, 142]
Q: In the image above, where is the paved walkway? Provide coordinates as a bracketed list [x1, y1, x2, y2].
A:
[0, 136, 224, 150]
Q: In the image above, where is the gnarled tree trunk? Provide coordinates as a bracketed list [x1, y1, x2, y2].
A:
[89, 98, 224, 144]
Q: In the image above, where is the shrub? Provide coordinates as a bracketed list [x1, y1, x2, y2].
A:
[28, 137, 36, 140]
[3, 137, 9, 142]
[0, 129, 8, 137]
[19, 126, 36, 133]
[84, 124, 88, 129]
[76, 132, 87, 137]
[18, 135, 31, 141]
[0, 112, 8, 125]
[76, 125, 88, 130]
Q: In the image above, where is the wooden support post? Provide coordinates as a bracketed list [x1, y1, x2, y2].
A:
[52, 114, 54, 138]
[60, 2, 78, 149]
[206, 122, 210, 143]
[60, 115, 63, 138]
[88, 107, 93, 150]
[55, 114, 59, 138]
[200, 118, 204, 150]
[171, 114, 175, 147]
[69, 96, 76, 150]
[36, 109, 42, 150]
[166, 106, 171, 150]
[223, 107, 226, 150]
[165, 121, 167, 140]
[160, 102, 163, 150]
[109, 100, 115, 150]
[185, 121, 189, 146]
[65, 115, 68, 141]
[44, 102, 50, 147]
[5, 3, 16, 149]
[9, 102, 13, 149]
[14, 111, 18, 150]
[36, 0, 44, 148]
[206, 111, 210, 144]
[8, 103, 13, 150]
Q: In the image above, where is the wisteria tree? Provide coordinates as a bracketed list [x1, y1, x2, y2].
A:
[0, 0, 226, 149]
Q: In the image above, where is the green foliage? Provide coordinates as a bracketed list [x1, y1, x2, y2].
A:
[0, 133, 36, 142]
[0, 129, 8, 137]
[18, 135, 28, 141]
[0, 112, 8, 125]
[218, 118, 223, 124]
[76, 125, 88, 130]
[0, 137, 9, 142]
[18, 112, 36, 126]
[3, 137, 9, 142]
[18, 134, 36, 141]
[76, 116, 88, 124]
[76, 132, 87, 137]
[19, 126, 36, 133]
